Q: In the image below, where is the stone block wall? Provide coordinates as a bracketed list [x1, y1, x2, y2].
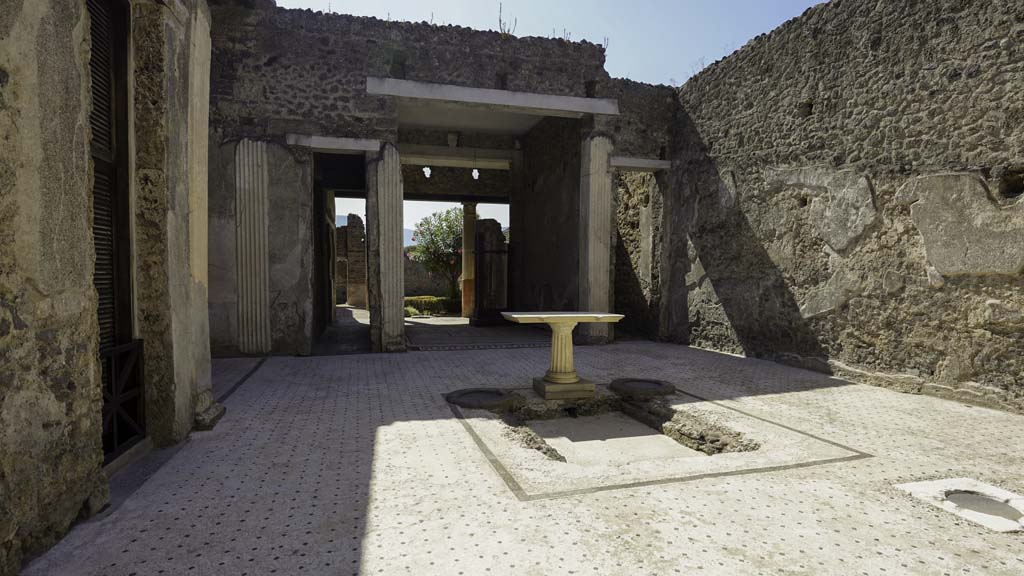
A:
[513, 117, 582, 311]
[345, 214, 368, 308]
[673, 0, 1024, 411]
[599, 78, 677, 158]
[335, 225, 349, 303]
[403, 251, 449, 297]
[208, 0, 608, 142]
[614, 172, 663, 338]
[133, 0, 218, 444]
[0, 2, 107, 572]
[1, 0, 216, 572]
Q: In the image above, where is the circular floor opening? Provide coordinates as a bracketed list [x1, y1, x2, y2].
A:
[446, 388, 519, 410]
[610, 378, 676, 399]
[945, 491, 1024, 522]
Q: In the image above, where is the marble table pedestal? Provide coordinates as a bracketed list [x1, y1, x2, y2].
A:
[501, 312, 624, 400]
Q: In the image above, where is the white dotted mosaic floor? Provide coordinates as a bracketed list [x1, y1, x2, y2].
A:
[25, 342, 1024, 575]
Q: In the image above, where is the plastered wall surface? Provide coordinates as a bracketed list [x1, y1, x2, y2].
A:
[674, 0, 1024, 411]
[0, 2, 108, 572]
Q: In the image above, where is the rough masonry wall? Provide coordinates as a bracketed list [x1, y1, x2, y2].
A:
[403, 252, 448, 297]
[599, 79, 677, 158]
[267, 144, 313, 354]
[133, 0, 216, 442]
[208, 0, 608, 142]
[345, 214, 368, 308]
[514, 118, 581, 311]
[675, 0, 1024, 411]
[614, 172, 663, 338]
[0, 2, 108, 572]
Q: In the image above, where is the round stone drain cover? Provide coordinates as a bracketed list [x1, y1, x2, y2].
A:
[946, 491, 1024, 522]
[609, 378, 675, 399]
[445, 388, 520, 410]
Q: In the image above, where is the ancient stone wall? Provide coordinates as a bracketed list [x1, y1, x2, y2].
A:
[335, 225, 349, 303]
[1, 0, 216, 572]
[674, 0, 1024, 411]
[403, 251, 449, 297]
[614, 172, 663, 338]
[345, 214, 368, 308]
[598, 78, 677, 158]
[0, 2, 107, 572]
[476, 218, 509, 311]
[207, 1, 608, 142]
[267, 144, 314, 353]
[513, 117, 582, 311]
[134, 0, 219, 443]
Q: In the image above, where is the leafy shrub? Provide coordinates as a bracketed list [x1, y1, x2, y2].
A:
[404, 296, 459, 316]
[404, 306, 420, 318]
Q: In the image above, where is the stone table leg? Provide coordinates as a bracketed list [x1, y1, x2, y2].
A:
[545, 321, 579, 383]
[533, 321, 595, 400]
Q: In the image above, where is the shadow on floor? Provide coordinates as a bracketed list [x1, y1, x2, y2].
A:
[311, 305, 372, 356]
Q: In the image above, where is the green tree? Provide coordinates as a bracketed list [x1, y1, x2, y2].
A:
[410, 207, 463, 299]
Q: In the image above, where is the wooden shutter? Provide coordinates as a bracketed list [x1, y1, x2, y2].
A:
[89, 0, 144, 462]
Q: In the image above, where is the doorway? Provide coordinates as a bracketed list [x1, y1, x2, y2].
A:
[312, 152, 372, 355]
[88, 0, 144, 463]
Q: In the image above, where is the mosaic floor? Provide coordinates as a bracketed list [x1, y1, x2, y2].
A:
[25, 342, 1024, 575]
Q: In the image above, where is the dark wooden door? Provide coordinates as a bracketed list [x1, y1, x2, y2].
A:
[88, 0, 144, 463]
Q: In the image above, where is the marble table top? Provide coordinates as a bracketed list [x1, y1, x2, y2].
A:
[501, 311, 624, 324]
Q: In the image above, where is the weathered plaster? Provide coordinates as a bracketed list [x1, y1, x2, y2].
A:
[0, 1, 105, 572]
[676, 0, 1024, 410]
[897, 173, 1024, 276]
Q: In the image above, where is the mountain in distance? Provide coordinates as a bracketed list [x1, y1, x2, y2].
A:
[335, 215, 416, 246]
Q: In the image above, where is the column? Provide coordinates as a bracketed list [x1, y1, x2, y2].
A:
[544, 322, 579, 383]
[234, 139, 271, 354]
[461, 202, 478, 317]
[578, 135, 614, 343]
[366, 143, 405, 352]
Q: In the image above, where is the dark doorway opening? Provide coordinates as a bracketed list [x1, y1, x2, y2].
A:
[312, 153, 372, 355]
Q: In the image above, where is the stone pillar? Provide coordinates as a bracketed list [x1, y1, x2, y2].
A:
[659, 170, 689, 343]
[461, 202, 478, 317]
[578, 135, 615, 343]
[335, 225, 349, 303]
[474, 218, 508, 317]
[367, 143, 405, 352]
[345, 214, 367, 308]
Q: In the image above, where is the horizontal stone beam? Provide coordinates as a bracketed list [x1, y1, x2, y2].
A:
[610, 156, 672, 172]
[285, 134, 381, 154]
[397, 144, 512, 170]
[367, 77, 620, 117]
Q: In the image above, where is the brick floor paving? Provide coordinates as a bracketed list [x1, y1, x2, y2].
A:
[25, 342, 1024, 575]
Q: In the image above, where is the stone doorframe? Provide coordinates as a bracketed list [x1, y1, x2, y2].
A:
[285, 135, 406, 352]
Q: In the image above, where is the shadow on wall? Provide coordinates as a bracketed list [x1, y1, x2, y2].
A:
[614, 236, 658, 338]
[673, 110, 832, 374]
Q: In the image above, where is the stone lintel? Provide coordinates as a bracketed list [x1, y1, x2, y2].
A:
[367, 76, 620, 117]
[285, 133, 382, 154]
[398, 144, 513, 170]
[610, 156, 672, 171]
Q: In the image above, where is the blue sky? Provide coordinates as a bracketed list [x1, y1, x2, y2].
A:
[312, 0, 824, 229]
